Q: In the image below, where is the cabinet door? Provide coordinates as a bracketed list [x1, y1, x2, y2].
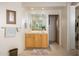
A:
[34, 34, 42, 48]
[42, 34, 48, 48]
[25, 34, 34, 48]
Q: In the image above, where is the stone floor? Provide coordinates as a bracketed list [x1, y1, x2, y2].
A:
[19, 43, 79, 56]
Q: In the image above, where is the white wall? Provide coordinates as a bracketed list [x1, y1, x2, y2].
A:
[67, 5, 75, 50]
[67, 3, 79, 50]
[61, 7, 67, 49]
[69, 6, 75, 49]
[0, 2, 24, 56]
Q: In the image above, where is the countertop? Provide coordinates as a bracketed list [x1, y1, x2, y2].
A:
[25, 31, 48, 34]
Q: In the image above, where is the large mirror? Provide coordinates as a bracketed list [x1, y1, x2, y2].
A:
[30, 14, 47, 31]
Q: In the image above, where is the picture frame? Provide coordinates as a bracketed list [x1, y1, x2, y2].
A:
[6, 9, 16, 24]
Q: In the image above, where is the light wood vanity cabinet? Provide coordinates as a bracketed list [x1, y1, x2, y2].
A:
[34, 34, 42, 48]
[41, 34, 48, 48]
[25, 34, 34, 48]
[25, 33, 48, 48]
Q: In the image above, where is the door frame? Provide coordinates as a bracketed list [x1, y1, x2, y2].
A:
[67, 3, 79, 50]
[75, 3, 79, 49]
[48, 13, 62, 46]
[74, 3, 79, 49]
[48, 15, 59, 44]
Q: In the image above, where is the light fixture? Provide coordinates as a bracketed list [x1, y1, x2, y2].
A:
[42, 8, 44, 10]
[31, 8, 34, 10]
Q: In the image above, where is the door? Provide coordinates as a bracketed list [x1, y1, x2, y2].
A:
[49, 15, 59, 44]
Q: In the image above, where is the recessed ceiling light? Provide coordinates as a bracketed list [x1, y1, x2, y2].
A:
[42, 8, 44, 10]
[31, 8, 34, 10]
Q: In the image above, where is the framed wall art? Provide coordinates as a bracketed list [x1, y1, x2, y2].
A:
[6, 10, 16, 24]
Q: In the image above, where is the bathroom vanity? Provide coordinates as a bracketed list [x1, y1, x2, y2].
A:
[25, 14, 48, 48]
[25, 32, 48, 48]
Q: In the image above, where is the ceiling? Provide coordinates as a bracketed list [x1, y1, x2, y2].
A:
[22, 2, 67, 8]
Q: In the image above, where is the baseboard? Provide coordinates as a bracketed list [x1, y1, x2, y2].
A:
[49, 41, 55, 44]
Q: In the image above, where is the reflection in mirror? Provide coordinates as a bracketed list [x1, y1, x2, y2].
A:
[30, 14, 47, 31]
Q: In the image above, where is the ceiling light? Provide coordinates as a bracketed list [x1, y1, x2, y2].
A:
[42, 8, 44, 10]
[31, 8, 34, 10]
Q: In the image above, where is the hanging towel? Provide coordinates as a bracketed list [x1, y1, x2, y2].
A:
[5, 27, 16, 37]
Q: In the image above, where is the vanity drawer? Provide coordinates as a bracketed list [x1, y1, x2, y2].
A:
[42, 40, 48, 48]
[25, 38, 34, 48]
[34, 34, 42, 48]
[43, 34, 48, 39]
[25, 34, 34, 38]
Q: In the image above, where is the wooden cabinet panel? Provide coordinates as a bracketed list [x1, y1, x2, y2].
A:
[26, 34, 31, 38]
[25, 34, 34, 48]
[43, 34, 48, 40]
[25, 34, 48, 48]
[42, 34, 48, 48]
[34, 34, 42, 48]
[25, 38, 34, 48]
[42, 41, 48, 48]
